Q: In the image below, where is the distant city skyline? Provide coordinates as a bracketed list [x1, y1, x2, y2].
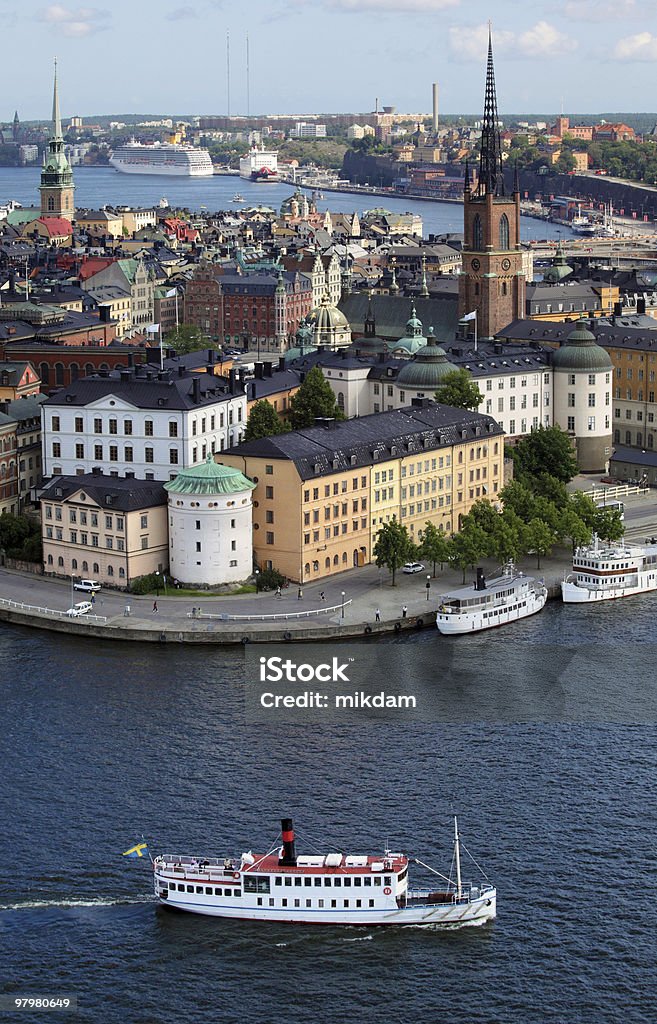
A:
[3, 0, 657, 120]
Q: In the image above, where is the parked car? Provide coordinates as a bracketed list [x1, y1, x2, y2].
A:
[402, 562, 425, 574]
[65, 601, 93, 617]
[73, 579, 101, 593]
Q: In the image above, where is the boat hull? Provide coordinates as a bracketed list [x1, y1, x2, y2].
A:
[155, 889, 496, 927]
[109, 159, 213, 177]
[436, 592, 547, 635]
[561, 578, 657, 603]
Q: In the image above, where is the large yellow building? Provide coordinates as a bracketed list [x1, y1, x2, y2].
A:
[220, 401, 503, 583]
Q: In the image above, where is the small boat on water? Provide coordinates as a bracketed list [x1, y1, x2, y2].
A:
[562, 533, 657, 603]
[232, 193, 246, 203]
[153, 817, 496, 927]
[436, 563, 547, 635]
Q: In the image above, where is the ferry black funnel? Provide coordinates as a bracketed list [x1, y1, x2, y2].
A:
[476, 568, 486, 591]
[280, 817, 297, 865]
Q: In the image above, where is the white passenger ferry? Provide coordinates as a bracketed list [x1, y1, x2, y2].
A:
[153, 818, 496, 928]
[109, 141, 213, 176]
[436, 564, 547, 635]
[562, 533, 657, 603]
[239, 144, 279, 182]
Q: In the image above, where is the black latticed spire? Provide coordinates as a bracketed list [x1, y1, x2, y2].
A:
[463, 157, 471, 194]
[477, 26, 504, 197]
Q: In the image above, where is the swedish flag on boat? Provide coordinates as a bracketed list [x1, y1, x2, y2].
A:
[123, 842, 148, 858]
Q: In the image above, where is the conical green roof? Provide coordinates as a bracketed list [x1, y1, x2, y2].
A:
[396, 329, 457, 387]
[552, 319, 612, 372]
[164, 455, 255, 496]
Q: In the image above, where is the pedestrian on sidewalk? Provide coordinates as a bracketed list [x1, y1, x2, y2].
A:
[276, 585, 282, 598]
[124, 604, 130, 617]
[320, 591, 325, 602]
[375, 607, 381, 622]
[402, 605, 407, 618]
[297, 587, 303, 600]
[153, 600, 158, 613]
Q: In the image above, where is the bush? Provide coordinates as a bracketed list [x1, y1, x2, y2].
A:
[256, 567, 286, 591]
[129, 573, 161, 595]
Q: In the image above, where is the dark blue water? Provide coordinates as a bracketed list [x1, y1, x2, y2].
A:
[1, 599, 656, 1023]
[0, 166, 570, 243]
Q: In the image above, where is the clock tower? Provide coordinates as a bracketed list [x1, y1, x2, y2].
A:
[459, 30, 525, 339]
[39, 59, 75, 223]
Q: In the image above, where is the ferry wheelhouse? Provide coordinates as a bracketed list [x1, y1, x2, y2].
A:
[436, 564, 547, 635]
[562, 533, 657, 603]
[153, 818, 496, 928]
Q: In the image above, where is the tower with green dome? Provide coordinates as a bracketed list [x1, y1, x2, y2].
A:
[164, 456, 256, 586]
[552, 319, 613, 472]
[39, 59, 75, 222]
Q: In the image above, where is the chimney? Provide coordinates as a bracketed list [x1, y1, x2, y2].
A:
[278, 355, 286, 372]
[614, 301, 623, 318]
[279, 818, 297, 866]
[207, 348, 214, 362]
[314, 416, 336, 429]
[264, 361, 273, 377]
[99, 305, 112, 323]
[192, 376, 201, 403]
[476, 568, 486, 591]
[127, 352, 134, 368]
[255, 361, 264, 379]
[228, 367, 237, 394]
[432, 83, 439, 133]
[120, 370, 130, 383]
[178, 365, 185, 377]
[638, 297, 646, 315]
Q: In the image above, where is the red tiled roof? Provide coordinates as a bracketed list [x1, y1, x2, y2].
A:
[37, 217, 73, 236]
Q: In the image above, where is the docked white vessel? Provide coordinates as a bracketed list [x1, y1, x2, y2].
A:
[436, 564, 547, 635]
[153, 817, 496, 928]
[239, 144, 279, 182]
[109, 141, 213, 177]
[562, 533, 657, 603]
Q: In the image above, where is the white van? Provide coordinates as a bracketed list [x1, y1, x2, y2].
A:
[74, 579, 101, 593]
[65, 601, 93, 617]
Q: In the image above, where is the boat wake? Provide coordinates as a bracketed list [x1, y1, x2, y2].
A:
[341, 934, 373, 942]
[0, 896, 155, 912]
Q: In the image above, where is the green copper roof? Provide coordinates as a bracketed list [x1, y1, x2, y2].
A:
[396, 329, 457, 387]
[552, 320, 613, 372]
[164, 456, 255, 496]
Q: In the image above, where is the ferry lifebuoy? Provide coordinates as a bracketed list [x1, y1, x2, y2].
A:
[383, 886, 392, 895]
[233, 871, 240, 879]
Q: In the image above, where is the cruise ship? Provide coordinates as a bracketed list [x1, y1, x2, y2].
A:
[436, 564, 547, 635]
[239, 144, 279, 182]
[153, 817, 496, 928]
[562, 533, 657, 603]
[109, 141, 214, 177]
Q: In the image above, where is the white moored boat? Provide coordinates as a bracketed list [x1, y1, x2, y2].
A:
[562, 533, 657, 603]
[436, 564, 547, 635]
[153, 817, 496, 928]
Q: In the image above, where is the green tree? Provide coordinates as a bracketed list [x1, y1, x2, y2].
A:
[0, 513, 42, 562]
[244, 400, 287, 441]
[558, 507, 591, 552]
[434, 369, 483, 411]
[568, 491, 600, 530]
[492, 512, 523, 564]
[524, 518, 557, 569]
[419, 522, 451, 576]
[512, 425, 578, 483]
[447, 523, 489, 584]
[373, 518, 413, 586]
[463, 499, 499, 550]
[593, 507, 625, 542]
[165, 323, 212, 355]
[531, 472, 570, 509]
[499, 479, 537, 521]
[289, 366, 344, 430]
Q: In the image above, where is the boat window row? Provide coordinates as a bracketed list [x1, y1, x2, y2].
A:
[255, 897, 378, 909]
[483, 601, 527, 618]
[272, 874, 390, 888]
[167, 883, 241, 897]
[576, 560, 636, 569]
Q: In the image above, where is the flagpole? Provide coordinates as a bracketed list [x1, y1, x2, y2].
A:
[159, 325, 163, 371]
[175, 290, 179, 330]
[474, 310, 477, 353]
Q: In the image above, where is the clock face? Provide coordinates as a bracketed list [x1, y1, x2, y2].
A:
[501, 258, 511, 271]
[471, 258, 481, 271]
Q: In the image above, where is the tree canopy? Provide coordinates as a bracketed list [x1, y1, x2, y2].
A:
[419, 522, 450, 576]
[511, 425, 578, 484]
[373, 518, 413, 586]
[289, 366, 344, 430]
[244, 400, 287, 442]
[164, 323, 213, 356]
[434, 369, 483, 412]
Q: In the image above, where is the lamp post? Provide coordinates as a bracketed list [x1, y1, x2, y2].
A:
[255, 569, 260, 593]
[155, 571, 160, 597]
[71, 573, 74, 607]
[426, 575, 431, 601]
[341, 591, 346, 619]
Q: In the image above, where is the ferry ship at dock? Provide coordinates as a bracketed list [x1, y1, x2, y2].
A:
[109, 141, 214, 176]
[562, 533, 657, 603]
[239, 144, 279, 182]
[436, 564, 547, 635]
[153, 817, 496, 927]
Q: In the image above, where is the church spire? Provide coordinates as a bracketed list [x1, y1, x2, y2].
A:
[52, 57, 63, 141]
[477, 26, 504, 197]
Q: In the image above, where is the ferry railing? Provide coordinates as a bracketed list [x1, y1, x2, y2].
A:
[0, 595, 107, 623]
[186, 600, 352, 623]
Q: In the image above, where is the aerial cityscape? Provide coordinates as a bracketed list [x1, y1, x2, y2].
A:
[1, 4, 656, 1022]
